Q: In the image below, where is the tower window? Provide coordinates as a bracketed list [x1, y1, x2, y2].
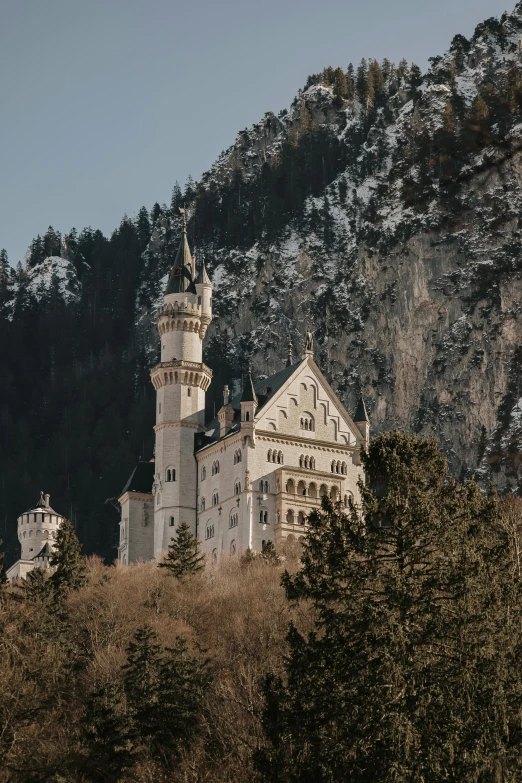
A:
[159, 403, 161, 414]
[187, 387, 191, 397]
[198, 296, 202, 305]
[201, 466, 206, 481]
[166, 468, 176, 482]
[169, 516, 175, 527]
[212, 491, 219, 506]
[245, 411, 250, 422]
[259, 509, 268, 524]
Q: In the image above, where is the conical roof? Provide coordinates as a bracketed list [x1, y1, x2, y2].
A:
[165, 211, 197, 295]
[241, 369, 258, 403]
[354, 394, 369, 423]
[195, 259, 211, 285]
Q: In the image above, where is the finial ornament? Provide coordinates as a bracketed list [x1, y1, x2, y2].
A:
[39, 490, 45, 506]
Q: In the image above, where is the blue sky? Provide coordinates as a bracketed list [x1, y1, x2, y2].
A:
[0, 0, 512, 264]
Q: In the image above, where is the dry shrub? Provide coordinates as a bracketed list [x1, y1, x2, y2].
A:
[0, 548, 310, 782]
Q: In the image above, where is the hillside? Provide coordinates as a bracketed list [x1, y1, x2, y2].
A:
[3, 4, 522, 559]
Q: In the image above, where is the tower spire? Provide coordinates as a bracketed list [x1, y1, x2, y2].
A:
[165, 207, 196, 294]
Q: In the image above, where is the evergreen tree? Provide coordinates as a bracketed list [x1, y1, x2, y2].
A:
[28, 235, 44, 267]
[257, 432, 522, 782]
[21, 566, 54, 602]
[332, 67, 348, 103]
[356, 58, 368, 105]
[261, 540, 280, 565]
[345, 63, 355, 99]
[159, 521, 205, 578]
[123, 626, 208, 763]
[170, 182, 183, 213]
[150, 202, 162, 225]
[0, 249, 8, 290]
[50, 518, 86, 595]
[43, 226, 62, 258]
[183, 175, 195, 204]
[82, 680, 134, 782]
[135, 206, 151, 252]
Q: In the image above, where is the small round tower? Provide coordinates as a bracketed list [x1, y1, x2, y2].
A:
[17, 491, 63, 563]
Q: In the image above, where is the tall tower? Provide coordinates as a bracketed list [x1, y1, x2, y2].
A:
[150, 211, 213, 559]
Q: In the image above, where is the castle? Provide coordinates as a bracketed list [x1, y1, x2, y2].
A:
[117, 215, 369, 565]
[6, 492, 65, 581]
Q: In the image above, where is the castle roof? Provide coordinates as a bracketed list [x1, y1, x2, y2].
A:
[240, 370, 257, 403]
[165, 213, 197, 295]
[197, 359, 303, 450]
[195, 259, 211, 285]
[33, 542, 54, 560]
[119, 461, 155, 497]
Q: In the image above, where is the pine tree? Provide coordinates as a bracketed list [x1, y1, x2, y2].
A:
[135, 206, 151, 251]
[82, 680, 134, 782]
[123, 626, 208, 763]
[42, 226, 62, 258]
[261, 540, 280, 565]
[257, 432, 522, 782]
[345, 63, 355, 99]
[150, 202, 162, 225]
[0, 249, 8, 291]
[159, 521, 205, 578]
[356, 58, 368, 106]
[170, 182, 182, 213]
[50, 518, 86, 595]
[332, 67, 348, 103]
[21, 566, 54, 602]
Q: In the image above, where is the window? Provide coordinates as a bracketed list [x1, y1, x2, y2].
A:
[200, 497, 206, 511]
[267, 449, 272, 462]
[212, 460, 220, 476]
[187, 387, 191, 397]
[201, 466, 206, 481]
[166, 468, 176, 482]
[260, 480, 269, 493]
[198, 296, 202, 305]
[229, 512, 238, 528]
[342, 461, 347, 475]
[230, 539, 236, 555]
[234, 481, 241, 495]
[212, 491, 219, 506]
[245, 411, 250, 422]
[259, 508, 268, 524]
[234, 449, 242, 464]
[159, 403, 161, 414]
[205, 522, 215, 540]
[169, 516, 175, 527]
[300, 415, 314, 432]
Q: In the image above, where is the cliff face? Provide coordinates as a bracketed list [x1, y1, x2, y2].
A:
[133, 3, 522, 491]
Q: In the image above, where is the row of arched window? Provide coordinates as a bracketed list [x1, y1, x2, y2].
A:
[300, 415, 314, 431]
[331, 460, 347, 475]
[267, 449, 284, 464]
[22, 529, 56, 539]
[299, 455, 315, 470]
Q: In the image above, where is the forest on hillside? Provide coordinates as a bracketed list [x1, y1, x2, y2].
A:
[1, 432, 522, 782]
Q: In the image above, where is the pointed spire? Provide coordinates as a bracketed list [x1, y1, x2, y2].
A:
[241, 367, 257, 403]
[354, 394, 369, 423]
[165, 207, 197, 294]
[196, 257, 211, 285]
[286, 340, 293, 367]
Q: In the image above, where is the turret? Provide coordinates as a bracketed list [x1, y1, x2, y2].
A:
[240, 370, 257, 446]
[195, 258, 212, 326]
[6, 491, 65, 580]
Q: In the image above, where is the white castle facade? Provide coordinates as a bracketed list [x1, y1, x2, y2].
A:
[117, 218, 370, 565]
[6, 492, 64, 581]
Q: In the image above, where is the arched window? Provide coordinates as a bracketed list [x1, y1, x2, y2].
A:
[331, 460, 336, 473]
[299, 455, 304, 468]
[297, 480, 306, 497]
[229, 512, 238, 528]
[169, 516, 175, 527]
[300, 414, 314, 432]
[212, 461, 220, 476]
[234, 449, 242, 465]
[286, 509, 294, 524]
[205, 522, 214, 540]
[245, 411, 250, 422]
[212, 491, 219, 506]
[201, 466, 206, 481]
[260, 480, 269, 493]
[234, 481, 241, 495]
[310, 456, 315, 469]
[187, 387, 191, 397]
[267, 449, 272, 462]
[259, 508, 268, 524]
[298, 511, 306, 525]
[342, 462, 347, 475]
[166, 467, 176, 482]
[200, 497, 206, 512]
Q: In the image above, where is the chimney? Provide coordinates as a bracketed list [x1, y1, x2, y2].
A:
[223, 385, 230, 406]
[44, 493, 50, 509]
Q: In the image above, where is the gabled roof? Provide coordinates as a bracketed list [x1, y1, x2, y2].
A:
[119, 461, 154, 497]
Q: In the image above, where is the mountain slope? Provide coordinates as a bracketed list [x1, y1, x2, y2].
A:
[3, 3, 522, 562]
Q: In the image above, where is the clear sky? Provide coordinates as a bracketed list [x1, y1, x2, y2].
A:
[0, 0, 512, 265]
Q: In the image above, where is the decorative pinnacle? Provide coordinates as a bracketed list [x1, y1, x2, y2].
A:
[286, 340, 293, 367]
